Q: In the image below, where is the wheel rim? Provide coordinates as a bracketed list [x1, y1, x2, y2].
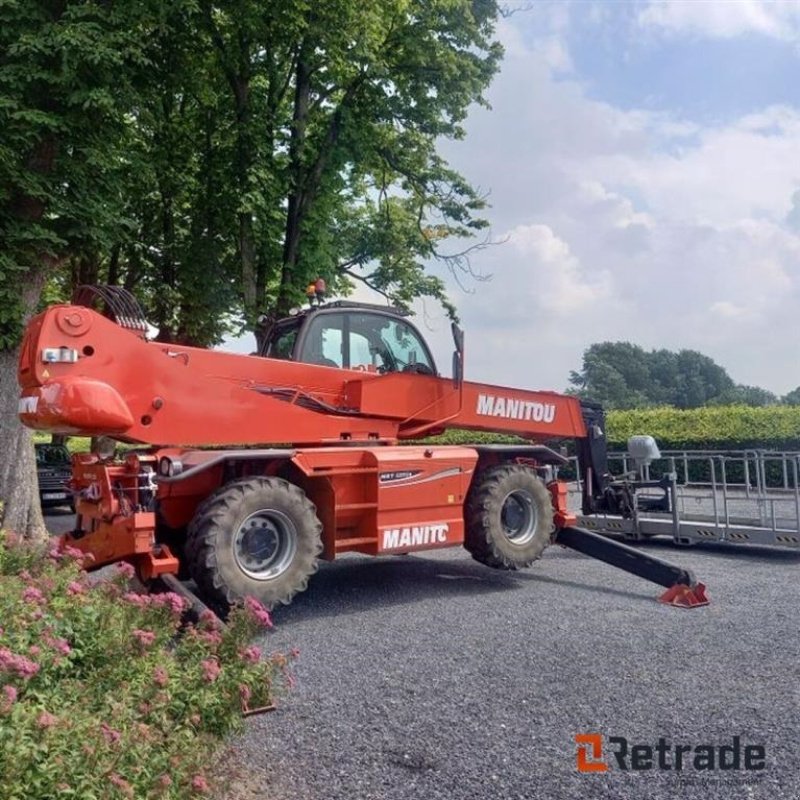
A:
[232, 510, 297, 581]
[500, 489, 538, 545]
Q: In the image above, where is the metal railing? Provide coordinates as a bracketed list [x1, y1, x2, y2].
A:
[567, 450, 800, 547]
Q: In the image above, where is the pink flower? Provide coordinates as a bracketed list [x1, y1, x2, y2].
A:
[153, 667, 169, 687]
[191, 774, 209, 793]
[133, 629, 156, 648]
[22, 586, 46, 605]
[37, 711, 58, 729]
[122, 592, 150, 607]
[115, 561, 136, 580]
[200, 658, 220, 683]
[101, 722, 121, 745]
[109, 773, 133, 797]
[28, 645, 41, 657]
[198, 609, 222, 630]
[199, 630, 222, 647]
[1, 684, 17, 713]
[150, 592, 186, 616]
[158, 774, 172, 788]
[244, 596, 273, 628]
[62, 545, 89, 563]
[53, 638, 71, 656]
[0, 647, 40, 680]
[66, 581, 85, 596]
[239, 645, 261, 664]
[42, 632, 71, 656]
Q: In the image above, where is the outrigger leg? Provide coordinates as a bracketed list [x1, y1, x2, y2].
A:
[554, 526, 709, 608]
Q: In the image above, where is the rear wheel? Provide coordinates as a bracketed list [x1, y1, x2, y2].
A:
[186, 477, 323, 611]
[464, 465, 554, 570]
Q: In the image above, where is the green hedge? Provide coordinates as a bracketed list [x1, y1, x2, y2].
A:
[607, 405, 800, 451]
[418, 405, 800, 453]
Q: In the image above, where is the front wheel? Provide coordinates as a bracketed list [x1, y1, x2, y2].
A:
[186, 477, 323, 611]
[464, 465, 554, 570]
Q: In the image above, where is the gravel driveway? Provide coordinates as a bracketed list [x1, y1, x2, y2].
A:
[215, 541, 800, 800]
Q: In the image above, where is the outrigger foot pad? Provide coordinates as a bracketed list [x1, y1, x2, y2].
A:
[658, 582, 709, 608]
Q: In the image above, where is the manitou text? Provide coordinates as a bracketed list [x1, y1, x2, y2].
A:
[476, 394, 556, 423]
[381, 523, 450, 550]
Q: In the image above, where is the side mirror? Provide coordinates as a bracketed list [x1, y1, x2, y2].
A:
[451, 322, 464, 388]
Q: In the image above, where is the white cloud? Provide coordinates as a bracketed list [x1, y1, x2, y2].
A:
[639, 0, 800, 41]
[433, 15, 800, 395]
[591, 106, 800, 226]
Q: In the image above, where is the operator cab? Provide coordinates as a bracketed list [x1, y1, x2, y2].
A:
[261, 301, 437, 375]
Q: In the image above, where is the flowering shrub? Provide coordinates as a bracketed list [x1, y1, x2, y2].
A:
[0, 529, 295, 799]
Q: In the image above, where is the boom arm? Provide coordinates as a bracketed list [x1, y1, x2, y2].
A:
[18, 304, 587, 446]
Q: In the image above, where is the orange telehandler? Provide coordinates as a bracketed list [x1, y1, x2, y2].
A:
[18, 285, 707, 612]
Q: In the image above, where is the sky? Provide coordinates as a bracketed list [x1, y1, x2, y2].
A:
[418, 0, 800, 395]
[225, 0, 800, 395]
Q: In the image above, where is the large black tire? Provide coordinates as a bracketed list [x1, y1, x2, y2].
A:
[464, 465, 554, 570]
[186, 477, 323, 611]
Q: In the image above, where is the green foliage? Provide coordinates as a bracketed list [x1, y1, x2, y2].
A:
[569, 341, 738, 410]
[0, 530, 294, 799]
[415, 405, 800, 453]
[1, 0, 502, 348]
[0, 0, 162, 349]
[782, 386, 800, 406]
[707, 384, 779, 407]
[606, 405, 800, 450]
[200, 0, 502, 323]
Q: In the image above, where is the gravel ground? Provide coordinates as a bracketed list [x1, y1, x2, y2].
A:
[45, 509, 800, 800]
[218, 542, 800, 800]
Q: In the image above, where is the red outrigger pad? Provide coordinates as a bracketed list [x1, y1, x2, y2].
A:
[658, 582, 709, 608]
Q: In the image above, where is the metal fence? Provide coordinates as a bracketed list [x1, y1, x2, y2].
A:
[568, 450, 800, 548]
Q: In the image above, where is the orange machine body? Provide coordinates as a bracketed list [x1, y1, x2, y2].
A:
[19, 303, 587, 575]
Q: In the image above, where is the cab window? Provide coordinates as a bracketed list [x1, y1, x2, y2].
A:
[264, 321, 300, 360]
[354, 315, 433, 373]
[299, 311, 434, 373]
[299, 313, 344, 368]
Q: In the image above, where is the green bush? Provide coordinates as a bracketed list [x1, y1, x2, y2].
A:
[0, 531, 294, 799]
[418, 405, 800, 453]
[606, 405, 800, 451]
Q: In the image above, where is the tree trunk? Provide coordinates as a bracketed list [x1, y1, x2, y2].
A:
[1, 133, 59, 542]
[0, 347, 46, 541]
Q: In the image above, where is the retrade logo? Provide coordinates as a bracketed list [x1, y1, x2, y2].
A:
[575, 734, 766, 773]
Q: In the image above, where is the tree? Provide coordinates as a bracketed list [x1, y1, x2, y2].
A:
[783, 387, 800, 406]
[569, 342, 737, 410]
[709, 385, 778, 407]
[569, 342, 657, 409]
[200, 0, 501, 338]
[0, 1, 161, 537]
